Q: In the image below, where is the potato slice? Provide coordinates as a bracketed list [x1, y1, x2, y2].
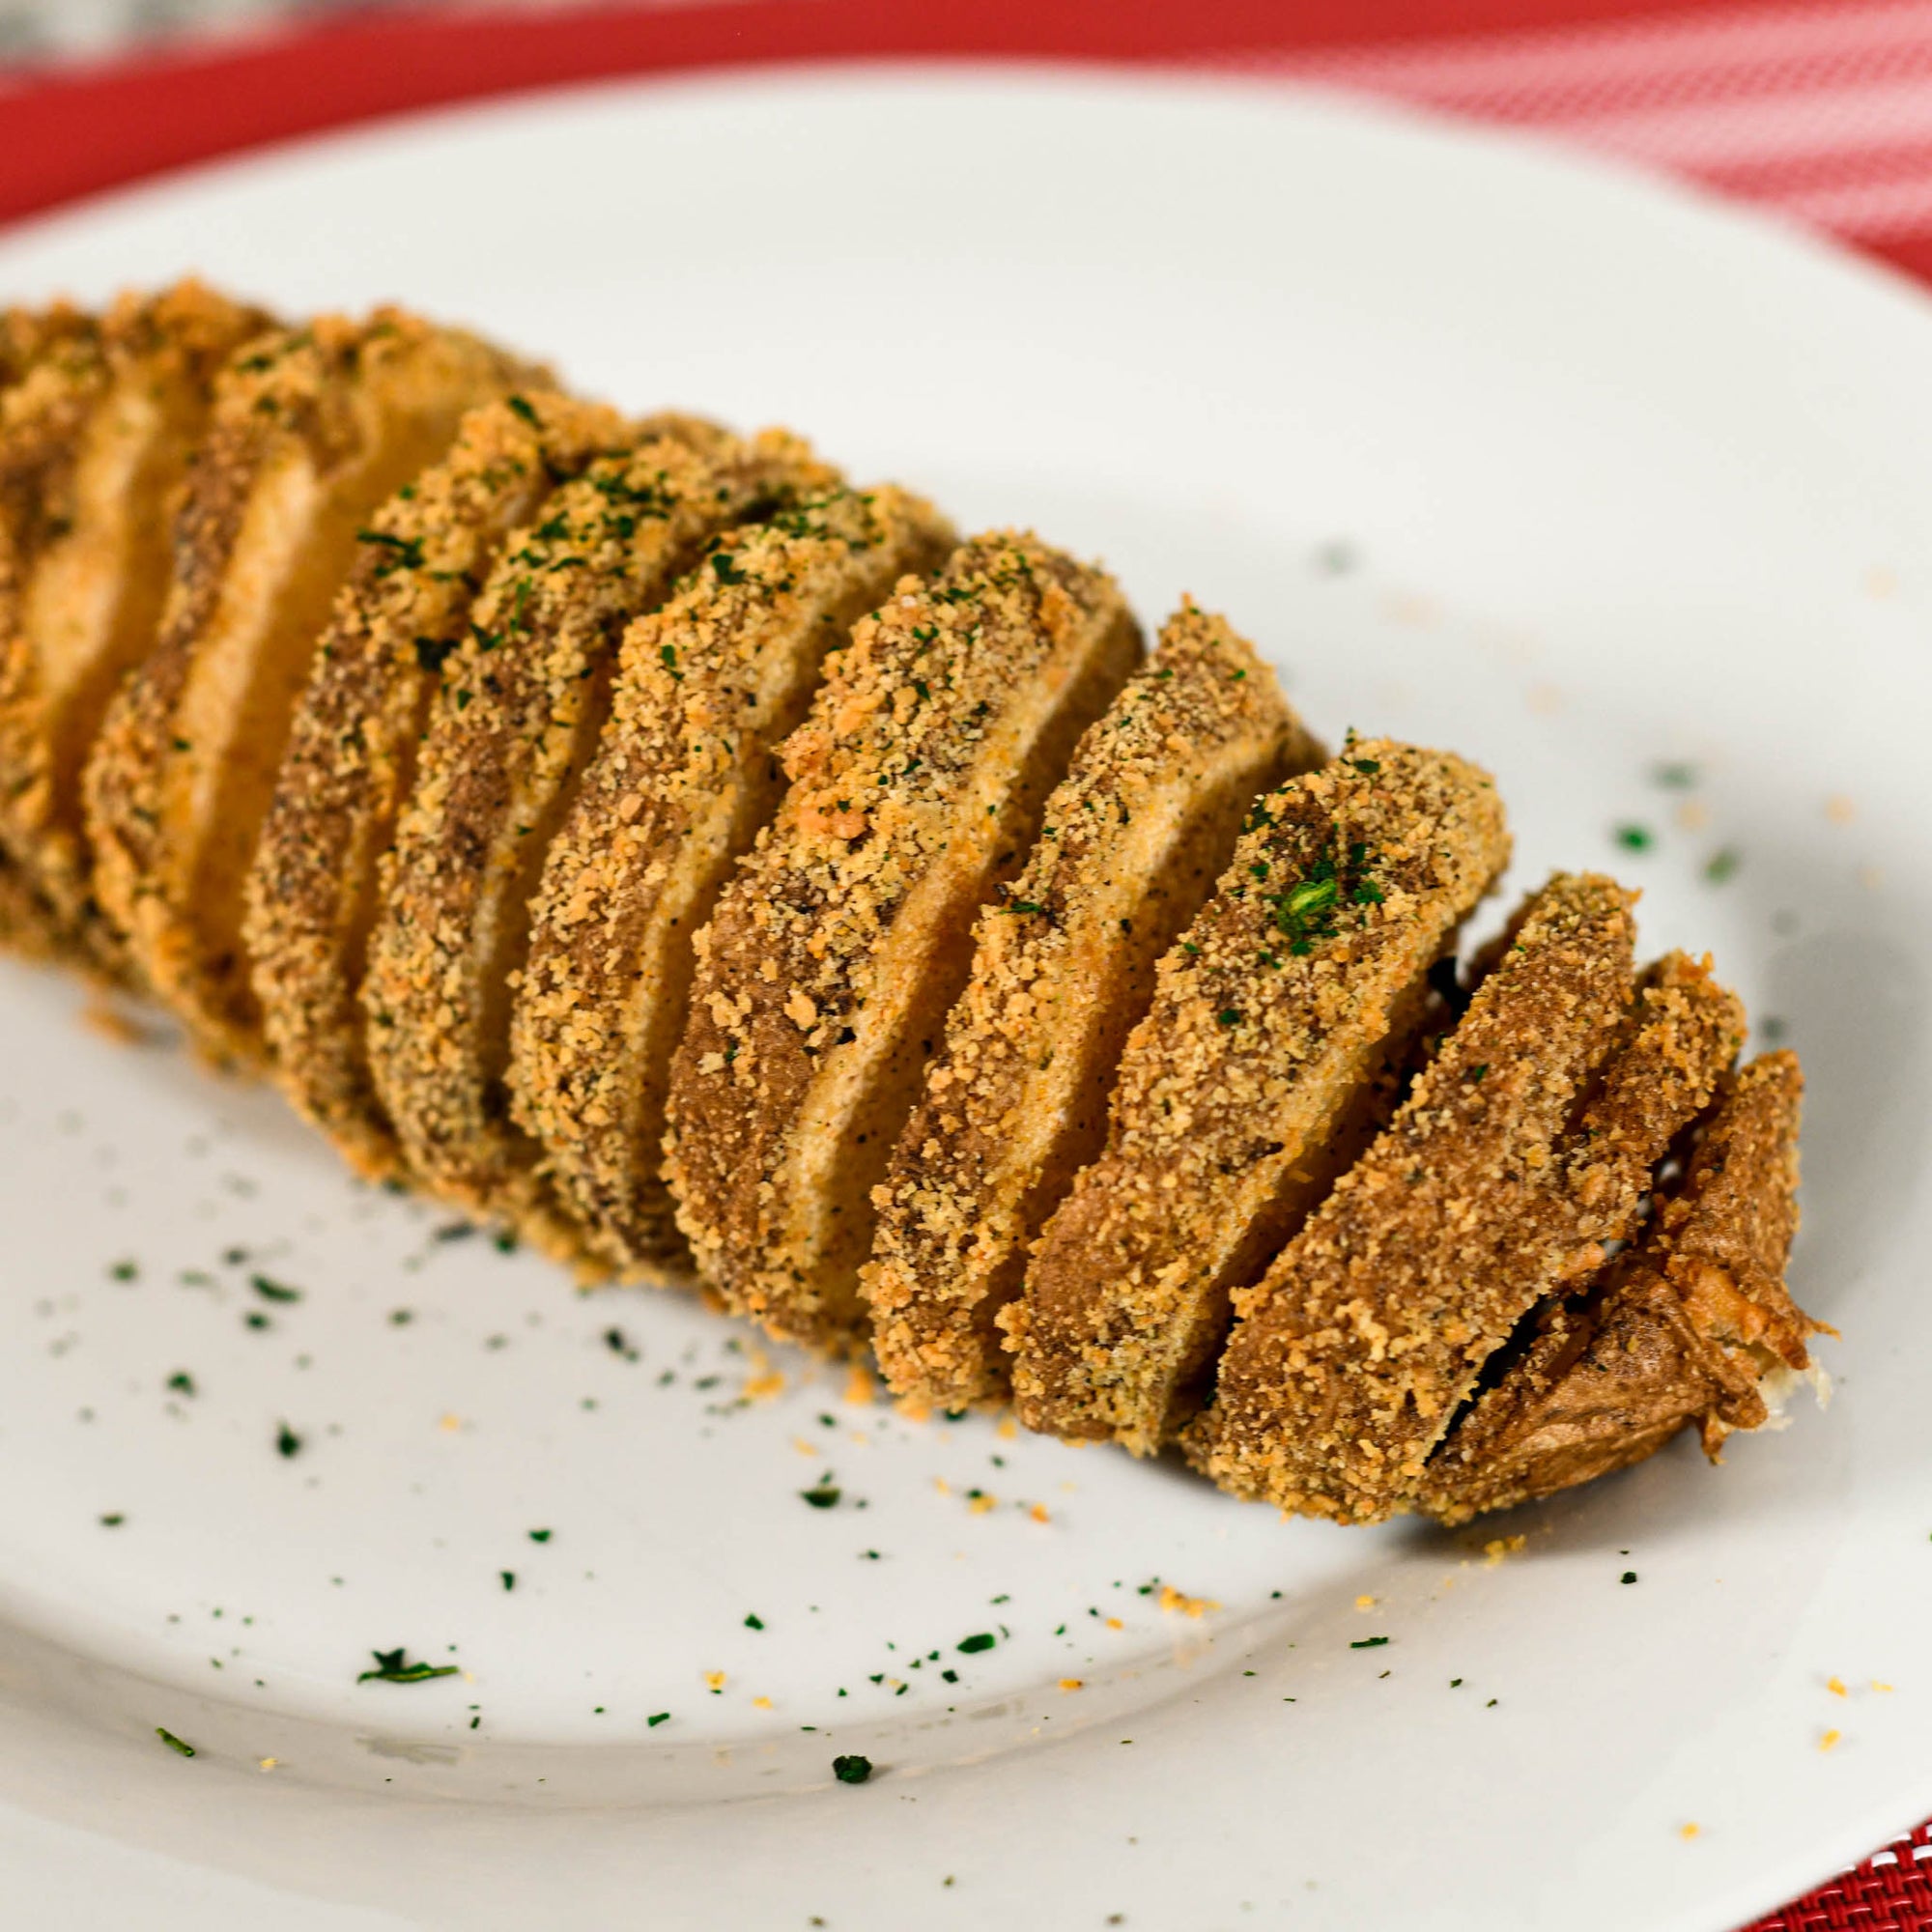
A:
[0, 301, 99, 963]
[1007, 742, 1510, 1453]
[864, 602, 1322, 1409]
[85, 311, 540, 1058]
[1190, 871, 1642, 1521]
[511, 483, 955, 1269]
[243, 390, 660, 1178]
[1, 285, 271, 966]
[1419, 1050, 1817, 1523]
[665, 531, 1141, 1349]
[362, 429, 837, 1246]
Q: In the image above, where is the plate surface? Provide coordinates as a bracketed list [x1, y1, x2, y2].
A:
[1, 65, 1929, 1932]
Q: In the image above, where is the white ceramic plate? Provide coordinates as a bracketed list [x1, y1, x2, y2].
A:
[1, 65, 1928, 1932]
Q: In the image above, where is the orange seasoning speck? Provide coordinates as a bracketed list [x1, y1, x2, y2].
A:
[1030, 1503, 1051, 1525]
[1827, 1677, 1848, 1697]
[1059, 1679, 1085, 1692]
[844, 1364, 876, 1406]
[704, 1671, 726, 1693]
[1680, 1824, 1701, 1842]
[752, 1696, 773, 1711]
[1820, 1729, 1842, 1752]
[1157, 1585, 1219, 1619]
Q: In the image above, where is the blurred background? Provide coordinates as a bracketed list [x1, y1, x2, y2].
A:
[7, 0, 1932, 283]
[0, 0, 551, 66]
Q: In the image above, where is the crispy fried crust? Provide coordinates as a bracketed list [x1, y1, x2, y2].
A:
[243, 390, 645, 1178]
[84, 311, 540, 1061]
[0, 848, 60, 959]
[863, 602, 1322, 1409]
[1419, 1051, 1815, 1522]
[0, 301, 95, 392]
[511, 484, 956, 1269]
[362, 429, 838, 1244]
[665, 532, 1142, 1350]
[0, 303, 101, 965]
[0, 282, 272, 969]
[1007, 742, 1510, 1453]
[1189, 871, 1642, 1521]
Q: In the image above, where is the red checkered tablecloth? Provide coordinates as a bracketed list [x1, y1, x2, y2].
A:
[0, 4, 1922, 1926]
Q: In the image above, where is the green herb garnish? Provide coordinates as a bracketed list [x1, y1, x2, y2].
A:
[250, 1275, 302, 1304]
[956, 1633, 996, 1654]
[357, 1648, 460, 1685]
[155, 1726, 196, 1758]
[833, 1753, 873, 1784]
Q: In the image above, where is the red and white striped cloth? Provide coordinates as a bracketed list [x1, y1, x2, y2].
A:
[0, 4, 1926, 1928]
[1248, 0, 1932, 279]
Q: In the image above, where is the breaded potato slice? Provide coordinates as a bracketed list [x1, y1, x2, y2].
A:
[1420, 1051, 1817, 1523]
[243, 390, 655, 1178]
[0, 300, 94, 390]
[510, 483, 955, 1268]
[1006, 743, 1509, 1453]
[863, 602, 1322, 1409]
[363, 429, 838, 1241]
[665, 531, 1142, 1350]
[0, 302, 101, 963]
[85, 311, 540, 1060]
[0, 849, 59, 959]
[0, 282, 271, 964]
[1189, 871, 1641, 1522]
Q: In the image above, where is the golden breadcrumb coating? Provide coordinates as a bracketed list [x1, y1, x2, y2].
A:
[0, 848, 60, 958]
[0, 282, 272, 970]
[0, 300, 95, 392]
[84, 310, 541, 1062]
[1420, 1050, 1817, 1522]
[0, 302, 101, 966]
[243, 390, 658, 1179]
[1006, 741, 1510, 1454]
[1190, 871, 1643, 1521]
[511, 484, 955, 1269]
[362, 428, 838, 1249]
[665, 531, 1141, 1350]
[863, 601, 1322, 1409]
